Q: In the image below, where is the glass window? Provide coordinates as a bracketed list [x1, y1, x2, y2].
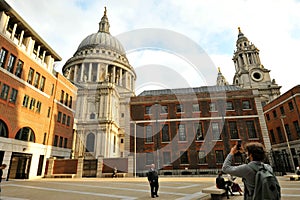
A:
[293, 121, 300, 137]
[176, 104, 184, 113]
[276, 127, 284, 142]
[146, 152, 154, 165]
[60, 90, 64, 103]
[195, 123, 204, 141]
[15, 127, 35, 142]
[161, 105, 168, 114]
[270, 129, 276, 143]
[288, 102, 294, 111]
[212, 122, 220, 140]
[69, 96, 73, 108]
[29, 98, 36, 110]
[39, 76, 45, 91]
[65, 93, 69, 106]
[22, 95, 29, 107]
[226, 102, 234, 110]
[272, 110, 277, 118]
[178, 124, 186, 141]
[163, 152, 171, 165]
[15, 60, 23, 78]
[145, 106, 151, 115]
[86, 133, 95, 152]
[266, 114, 270, 121]
[215, 150, 224, 163]
[66, 116, 71, 126]
[57, 111, 62, 122]
[0, 119, 8, 138]
[64, 138, 68, 148]
[36, 101, 42, 113]
[192, 104, 200, 112]
[285, 124, 292, 141]
[162, 124, 170, 142]
[62, 114, 66, 124]
[280, 106, 285, 115]
[246, 121, 257, 138]
[9, 88, 18, 103]
[90, 113, 95, 119]
[209, 102, 217, 111]
[242, 100, 251, 109]
[0, 84, 10, 100]
[198, 151, 207, 164]
[146, 125, 153, 143]
[7, 54, 16, 73]
[27, 68, 34, 84]
[180, 151, 189, 164]
[0, 48, 8, 68]
[229, 121, 239, 139]
[54, 135, 58, 146]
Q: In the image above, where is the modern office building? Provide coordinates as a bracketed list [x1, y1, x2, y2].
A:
[0, 1, 77, 179]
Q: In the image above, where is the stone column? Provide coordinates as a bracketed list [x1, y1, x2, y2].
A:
[97, 156, 104, 178]
[127, 155, 134, 177]
[80, 63, 84, 82]
[18, 30, 24, 46]
[88, 63, 92, 82]
[74, 65, 78, 82]
[11, 23, 17, 39]
[45, 157, 55, 178]
[76, 157, 84, 178]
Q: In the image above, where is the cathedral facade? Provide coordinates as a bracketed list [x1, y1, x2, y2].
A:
[62, 8, 136, 159]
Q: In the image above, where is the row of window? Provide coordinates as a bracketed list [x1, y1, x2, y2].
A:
[145, 150, 243, 166]
[145, 100, 252, 115]
[53, 135, 68, 148]
[60, 90, 73, 109]
[57, 111, 72, 127]
[266, 101, 295, 121]
[269, 120, 300, 143]
[0, 82, 18, 103]
[22, 94, 42, 113]
[144, 120, 257, 143]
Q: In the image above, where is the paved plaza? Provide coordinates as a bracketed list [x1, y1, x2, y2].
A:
[0, 176, 299, 200]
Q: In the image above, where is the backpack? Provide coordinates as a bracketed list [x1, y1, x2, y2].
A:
[248, 163, 281, 200]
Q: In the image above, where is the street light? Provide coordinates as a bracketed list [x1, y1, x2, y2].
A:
[280, 115, 296, 172]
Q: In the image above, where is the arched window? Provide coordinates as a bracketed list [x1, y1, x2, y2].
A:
[0, 119, 8, 138]
[15, 127, 35, 142]
[86, 133, 95, 152]
[90, 113, 95, 119]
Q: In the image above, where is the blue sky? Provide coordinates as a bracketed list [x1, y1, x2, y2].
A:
[5, 0, 300, 94]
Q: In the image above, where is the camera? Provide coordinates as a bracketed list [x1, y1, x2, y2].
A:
[237, 141, 242, 150]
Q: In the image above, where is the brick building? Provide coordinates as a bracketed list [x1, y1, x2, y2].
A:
[263, 85, 300, 173]
[130, 86, 271, 175]
[0, 1, 77, 179]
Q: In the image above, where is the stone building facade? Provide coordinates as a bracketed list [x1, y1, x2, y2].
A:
[0, 1, 77, 179]
[62, 8, 136, 159]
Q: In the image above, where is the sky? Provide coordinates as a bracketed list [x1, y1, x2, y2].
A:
[5, 0, 300, 94]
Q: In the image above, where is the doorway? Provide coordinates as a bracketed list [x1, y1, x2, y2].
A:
[8, 152, 32, 179]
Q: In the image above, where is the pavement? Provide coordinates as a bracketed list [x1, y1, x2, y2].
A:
[0, 175, 299, 200]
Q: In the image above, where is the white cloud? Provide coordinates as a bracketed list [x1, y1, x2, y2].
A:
[5, 0, 300, 93]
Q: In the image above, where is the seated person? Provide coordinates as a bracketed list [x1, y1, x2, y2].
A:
[216, 171, 233, 199]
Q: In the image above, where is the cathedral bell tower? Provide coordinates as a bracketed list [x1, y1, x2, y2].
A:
[232, 27, 281, 105]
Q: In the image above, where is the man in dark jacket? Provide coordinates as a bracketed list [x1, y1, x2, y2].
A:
[147, 164, 159, 198]
[216, 171, 231, 199]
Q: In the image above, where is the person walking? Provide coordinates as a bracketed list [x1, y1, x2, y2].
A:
[147, 164, 159, 198]
[222, 142, 276, 200]
[0, 164, 7, 197]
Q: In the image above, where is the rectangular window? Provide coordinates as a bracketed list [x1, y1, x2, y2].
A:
[15, 60, 23, 78]
[162, 124, 170, 142]
[198, 151, 207, 164]
[276, 127, 284, 142]
[209, 102, 217, 111]
[195, 122, 204, 141]
[146, 125, 153, 143]
[178, 124, 186, 141]
[22, 95, 30, 107]
[9, 88, 18, 103]
[270, 130, 276, 143]
[29, 98, 36, 110]
[273, 110, 277, 118]
[285, 124, 292, 141]
[242, 100, 251, 109]
[67, 116, 71, 126]
[226, 101, 234, 110]
[53, 135, 58, 146]
[7, 54, 16, 73]
[62, 114, 66, 124]
[163, 152, 171, 165]
[64, 93, 69, 106]
[293, 121, 300, 137]
[180, 151, 189, 164]
[176, 104, 184, 113]
[212, 122, 220, 140]
[145, 106, 151, 115]
[215, 150, 224, 163]
[47, 107, 51, 118]
[27, 68, 34, 84]
[59, 136, 63, 147]
[280, 106, 285, 115]
[0, 84, 10, 100]
[229, 121, 239, 139]
[161, 105, 168, 114]
[266, 113, 270, 121]
[60, 90, 64, 103]
[246, 121, 257, 138]
[43, 133, 47, 144]
[33, 72, 40, 88]
[288, 102, 294, 111]
[192, 104, 200, 112]
[69, 96, 72, 108]
[146, 152, 154, 165]
[39, 76, 45, 91]
[36, 101, 42, 113]
[64, 138, 68, 148]
[0, 48, 8, 68]
[51, 84, 55, 96]
[57, 111, 62, 122]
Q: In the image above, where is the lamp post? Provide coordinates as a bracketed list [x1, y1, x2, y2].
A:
[280, 115, 296, 172]
[134, 121, 136, 178]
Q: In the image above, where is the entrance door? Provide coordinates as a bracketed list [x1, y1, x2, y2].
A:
[83, 159, 97, 177]
[9, 153, 32, 179]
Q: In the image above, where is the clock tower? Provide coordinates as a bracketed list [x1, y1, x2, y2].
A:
[232, 27, 281, 105]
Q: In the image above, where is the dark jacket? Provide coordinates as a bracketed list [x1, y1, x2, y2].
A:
[147, 168, 158, 182]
